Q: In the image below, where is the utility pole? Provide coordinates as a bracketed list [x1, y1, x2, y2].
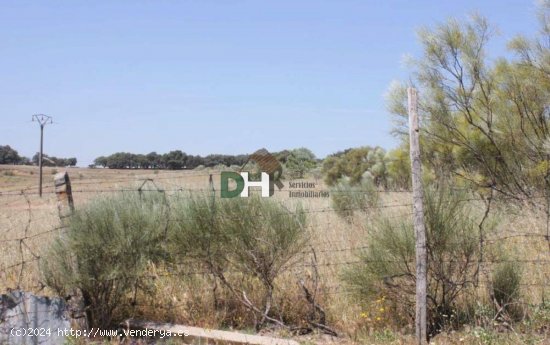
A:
[32, 114, 53, 197]
[408, 88, 427, 345]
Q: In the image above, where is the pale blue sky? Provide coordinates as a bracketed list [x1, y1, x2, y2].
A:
[0, 1, 540, 166]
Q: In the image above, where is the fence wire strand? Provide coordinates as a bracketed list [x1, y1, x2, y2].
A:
[1, 175, 549, 303]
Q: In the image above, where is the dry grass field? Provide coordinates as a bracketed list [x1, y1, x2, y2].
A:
[1, 164, 549, 344]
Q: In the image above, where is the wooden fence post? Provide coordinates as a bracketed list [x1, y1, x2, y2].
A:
[54, 171, 74, 227]
[408, 87, 428, 344]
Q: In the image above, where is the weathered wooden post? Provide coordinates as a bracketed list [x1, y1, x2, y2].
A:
[408, 87, 428, 344]
[54, 171, 74, 227]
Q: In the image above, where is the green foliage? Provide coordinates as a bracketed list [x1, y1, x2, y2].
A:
[309, 166, 323, 180]
[93, 151, 248, 169]
[42, 192, 169, 329]
[522, 300, 550, 334]
[387, 8, 550, 199]
[330, 177, 379, 221]
[322, 146, 388, 187]
[219, 196, 308, 282]
[344, 184, 489, 336]
[385, 145, 411, 190]
[170, 194, 308, 272]
[0, 145, 23, 164]
[169, 193, 227, 271]
[272, 149, 291, 164]
[372, 329, 398, 343]
[169, 194, 309, 329]
[32, 153, 77, 167]
[284, 147, 317, 178]
[492, 261, 523, 320]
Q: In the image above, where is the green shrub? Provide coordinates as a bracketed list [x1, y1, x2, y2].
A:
[492, 261, 523, 321]
[168, 193, 227, 271]
[322, 146, 387, 187]
[169, 194, 308, 329]
[42, 192, 169, 329]
[285, 148, 317, 179]
[330, 177, 379, 221]
[218, 196, 307, 287]
[343, 184, 489, 336]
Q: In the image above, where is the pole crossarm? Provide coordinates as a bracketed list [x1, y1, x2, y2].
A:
[32, 114, 52, 126]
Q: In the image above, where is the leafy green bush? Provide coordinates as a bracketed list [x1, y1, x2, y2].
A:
[343, 185, 489, 336]
[284, 147, 317, 179]
[322, 146, 387, 187]
[42, 192, 169, 329]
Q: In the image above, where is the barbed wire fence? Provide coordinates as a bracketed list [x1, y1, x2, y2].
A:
[0, 170, 549, 310]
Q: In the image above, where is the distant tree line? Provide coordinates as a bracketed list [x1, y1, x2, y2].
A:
[1, 143, 410, 188]
[91, 148, 320, 174]
[32, 152, 77, 167]
[92, 151, 249, 169]
[0, 145, 77, 167]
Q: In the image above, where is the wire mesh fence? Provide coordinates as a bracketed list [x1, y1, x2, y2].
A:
[0, 170, 548, 303]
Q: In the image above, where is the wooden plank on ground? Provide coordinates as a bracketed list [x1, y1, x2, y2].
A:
[121, 319, 300, 345]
